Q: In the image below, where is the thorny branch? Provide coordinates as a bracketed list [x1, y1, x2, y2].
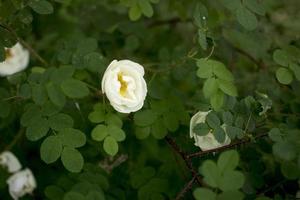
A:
[165, 133, 268, 199]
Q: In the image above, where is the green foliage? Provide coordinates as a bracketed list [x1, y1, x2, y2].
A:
[196, 59, 237, 110]
[195, 150, 245, 199]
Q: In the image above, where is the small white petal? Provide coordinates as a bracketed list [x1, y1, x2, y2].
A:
[0, 151, 22, 173]
[7, 169, 36, 200]
[190, 110, 231, 151]
[0, 43, 30, 77]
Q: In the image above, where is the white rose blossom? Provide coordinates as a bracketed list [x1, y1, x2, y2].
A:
[190, 111, 231, 151]
[101, 59, 147, 113]
[0, 42, 29, 76]
[7, 168, 36, 200]
[0, 151, 22, 173]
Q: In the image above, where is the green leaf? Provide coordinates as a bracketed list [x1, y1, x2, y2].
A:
[105, 113, 123, 127]
[196, 59, 213, 78]
[219, 170, 245, 191]
[206, 112, 220, 129]
[289, 63, 300, 81]
[236, 6, 258, 31]
[135, 127, 151, 139]
[51, 66, 74, 84]
[40, 136, 62, 164]
[217, 79, 238, 97]
[234, 116, 244, 128]
[273, 141, 296, 161]
[61, 147, 84, 173]
[61, 78, 89, 98]
[59, 128, 86, 148]
[48, 113, 74, 131]
[130, 167, 156, 188]
[225, 125, 244, 139]
[46, 82, 66, 107]
[203, 77, 219, 98]
[276, 67, 293, 85]
[220, 0, 242, 11]
[163, 111, 179, 132]
[244, 0, 266, 16]
[26, 117, 49, 141]
[103, 136, 118, 156]
[198, 30, 207, 50]
[281, 162, 300, 180]
[212, 61, 234, 81]
[45, 185, 64, 200]
[217, 150, 239, 173]
[273, 49, 290, 67]
[91, 125, 108, 142]
[217, 190, 244, 200]
[268, 128, 283, 142]
[193, 188, 216, 200]
[129, 4, 142, 21]
[63, 192, 85, 200]
[88, 110, 105, 123]
[151, 119, 167, 139]
[134, 110, 157, 126]
[86, 191, 105, 200]
[107, 125, 126, 142]
[201, 160, 220, 187]
[138, 0, 153, 17]
[210, 90, 224, 111]
[214, 127, 226, 143]
[32, 84, 47, 105]
[193, 123, 210, 136]
[29, 0, 54, 15]
[222, 111, 233, 125]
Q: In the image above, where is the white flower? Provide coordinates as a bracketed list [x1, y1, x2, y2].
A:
[0, 151, 22, 173]
[0, 42, 29, 76]
[190, 111, 231, 151]
[7, 169, 36, 200]
[101, 59, 147, 113]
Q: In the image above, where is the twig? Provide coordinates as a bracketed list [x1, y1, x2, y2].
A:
[0, 23, 48, 66]
[175, 176, 197, 200]
[234, 47, 266, 69]
[4, 128, 25, 151]
[165, 136, 203, 186]
[187, 133, 268, 159]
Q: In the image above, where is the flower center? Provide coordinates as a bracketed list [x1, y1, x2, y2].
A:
[5, 49, 12, 60]
[118, 73, 128, 96]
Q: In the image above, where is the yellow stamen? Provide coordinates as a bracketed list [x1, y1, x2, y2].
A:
[118, 73, 128, 96]
[5, 49, 12, 60]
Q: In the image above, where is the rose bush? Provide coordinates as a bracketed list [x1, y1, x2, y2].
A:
[0, 0, 300, 199]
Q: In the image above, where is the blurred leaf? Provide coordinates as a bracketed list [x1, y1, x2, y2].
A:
[134, 110, 157, 126]
[59, 128, 86, 148]
[29, 0, 54, 15]
[40, 135, 62, 164]
[236, 6, 257, 30]
[276, 67, 293, 85]
[193, 123, 210, 136]
[61, 147, 84, 173]
[217, 150, 239, 173]
[203, 77, 219, 98]
[193, 188, 216, 200]
[91, 125, 108, 142]
[103, 136, 118, 156]
[48, 113, 74, 131]
[61, 78, 89, 98]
